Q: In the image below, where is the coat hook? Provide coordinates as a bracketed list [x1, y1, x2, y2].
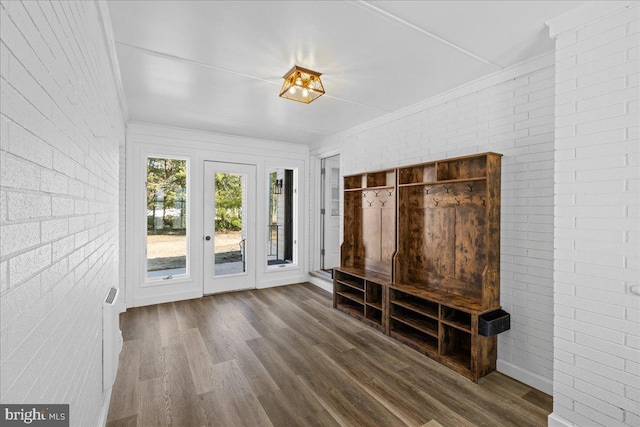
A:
[455, 198, 460, 206]
[480, 197, 486, 206]
[424, 188, 430, 195]
[362, 192, 368, 198]
[467, 183, 473, 192]
[433, 198, 440, 206]
[380, 200, 387, 207]
[387, 189, 393, 196]
[374, 190, 380, 197]
[367, 201, 374, 206]
[443, 185, 449, 193]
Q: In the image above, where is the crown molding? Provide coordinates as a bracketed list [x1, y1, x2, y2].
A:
[96, 0, 129, 122]
[546, 1, 637, 39]
[312, 50, 554, 150]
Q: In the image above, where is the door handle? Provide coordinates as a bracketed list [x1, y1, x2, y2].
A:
[205, 236, 211, 241]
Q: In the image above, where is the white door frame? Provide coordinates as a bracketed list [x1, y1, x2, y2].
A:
[321, 155, 340, 270]
[203, 161, 256, 294]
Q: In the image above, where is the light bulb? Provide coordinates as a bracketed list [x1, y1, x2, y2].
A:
[289, 86, 296, 94]
[302, 88, 309, 97]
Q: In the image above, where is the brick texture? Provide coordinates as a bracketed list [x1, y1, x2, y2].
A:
[552, 3, 640, 427]
[0, 1, 125, 426]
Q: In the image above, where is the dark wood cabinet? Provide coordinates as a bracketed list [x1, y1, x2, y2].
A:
[334, 152, 502, 382]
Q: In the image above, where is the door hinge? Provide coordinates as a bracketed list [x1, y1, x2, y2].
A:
[320, 208, 325, 215]
[321, 249, 325, 256]
[321, 168, 326, 175]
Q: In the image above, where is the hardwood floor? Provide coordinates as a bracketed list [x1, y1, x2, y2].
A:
[106, 283, 552, 427]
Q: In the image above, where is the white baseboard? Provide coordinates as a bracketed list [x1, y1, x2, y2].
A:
[132, 289, 202, 307]
[308, 275, 333, 293]
[497, 359, 553, 395]
[97, 387, 113, 427]
[548, 412, 573, 427]
[257, 275, 308, 289]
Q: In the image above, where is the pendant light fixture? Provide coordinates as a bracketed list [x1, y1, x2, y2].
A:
[279, 65, 325, 104]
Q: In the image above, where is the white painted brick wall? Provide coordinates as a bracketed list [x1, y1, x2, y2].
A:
[311, 59, 557, 392]
[0, 1, 125, 426]
[552, 3, 640, 427]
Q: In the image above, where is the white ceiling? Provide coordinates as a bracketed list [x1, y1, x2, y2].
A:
[108, 1, 586, 144]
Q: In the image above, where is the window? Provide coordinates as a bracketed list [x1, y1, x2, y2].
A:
[146, 157, 188, 279]
[267, 168, 297, 267]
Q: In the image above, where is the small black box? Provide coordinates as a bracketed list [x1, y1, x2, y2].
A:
[479, 309, 510, 337]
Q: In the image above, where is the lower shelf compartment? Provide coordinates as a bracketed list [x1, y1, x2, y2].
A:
[365, 305, 382, 326]
[335, 298, 364, 318]
[390, 321, 438, 355]
[336, 290, 364, 305]
[336, 299, 383, 331]
[441, 349, 471, 371]
[333, 278, 497, 382]
[390, 307, 438, 337]
[441, 325, 472, 370]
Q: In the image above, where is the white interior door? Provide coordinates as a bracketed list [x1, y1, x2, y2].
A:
[203, 161, 256, 294]
[323, 155, 340, 270]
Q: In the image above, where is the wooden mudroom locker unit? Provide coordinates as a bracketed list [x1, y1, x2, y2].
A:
[333, 152, 504, 382]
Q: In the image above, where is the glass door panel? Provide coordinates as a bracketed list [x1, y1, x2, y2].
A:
[267, 168, 297, 268]
[204, 161, 256, 294]
[214, 172, 247, 277]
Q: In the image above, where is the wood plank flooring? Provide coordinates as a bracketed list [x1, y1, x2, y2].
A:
[106, 283, 552, 427]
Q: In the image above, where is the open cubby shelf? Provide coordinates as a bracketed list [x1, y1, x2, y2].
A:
[398, 176, 487, 188]
[389, 282, 487, 314]
[335, 266, 391, 284]
[392, 300, 438, 320]
[335, 289, 364, 304]
[345, 185, 394, 192]
[336, 279, 364, 291]
[442, 306, 472, 332]
[390, 326, 439, 356]
[343, 169, 396, 190]
[334, 152, 502, 382]
[367, 301, 383, 310]
[366, 307, 383, 325]
[441, 349, 472, 372]
[390, 312, 438, 338]
[336, 302, 364, 317]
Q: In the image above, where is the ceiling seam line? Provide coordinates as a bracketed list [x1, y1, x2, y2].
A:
[116, 41, 393, 113]
[116, 41, 276, 84]
[354, 0, 503, 70]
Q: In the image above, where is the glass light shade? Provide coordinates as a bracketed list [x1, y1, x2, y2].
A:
[279, 65, 325, 104]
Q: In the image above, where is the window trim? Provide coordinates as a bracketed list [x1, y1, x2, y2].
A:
[143, 155, 192, 286]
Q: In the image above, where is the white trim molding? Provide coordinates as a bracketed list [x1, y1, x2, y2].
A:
[548, 413, 574, 427]
[496, 359, 553, 396]
[310, 50, 554, 151]
[546, 1, 637, 38]
[308, 274, 334, 294]
[96, 0, 129, 120]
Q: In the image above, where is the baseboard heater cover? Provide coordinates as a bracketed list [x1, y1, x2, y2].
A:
[103, 286, 123, 391]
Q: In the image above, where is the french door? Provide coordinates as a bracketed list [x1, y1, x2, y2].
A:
[203, 161, 256, 294]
